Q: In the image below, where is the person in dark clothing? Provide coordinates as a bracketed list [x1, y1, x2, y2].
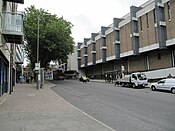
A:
[167, 73, 172, 78]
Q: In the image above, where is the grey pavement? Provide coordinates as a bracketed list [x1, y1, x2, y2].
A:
[0, 81, 115, 131]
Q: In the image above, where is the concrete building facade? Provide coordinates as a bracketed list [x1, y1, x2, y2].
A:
[77, 0, 175, 80]
[0, 0, 24, 97]
[67, 46, 78, 71]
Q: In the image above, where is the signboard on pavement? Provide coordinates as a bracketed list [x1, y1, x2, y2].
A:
[35, 63, 40, 70]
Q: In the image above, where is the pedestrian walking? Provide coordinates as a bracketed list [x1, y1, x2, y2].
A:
[26, 75, 30, 84]
[30, 75, 33, 83]
[19, 75, 24, 84]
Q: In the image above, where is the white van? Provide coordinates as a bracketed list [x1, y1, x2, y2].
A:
[150, 78, 175, 94]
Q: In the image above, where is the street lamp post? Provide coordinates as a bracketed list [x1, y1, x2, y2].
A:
[36, 17, 40, 89]
[36, 14, 52, 89]
[37, 17, 40, 65]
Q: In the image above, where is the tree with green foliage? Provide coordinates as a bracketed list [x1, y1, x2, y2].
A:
[24, 5, 74, 70]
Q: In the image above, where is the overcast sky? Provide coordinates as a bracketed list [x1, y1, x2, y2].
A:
[18, 0, 148, 44]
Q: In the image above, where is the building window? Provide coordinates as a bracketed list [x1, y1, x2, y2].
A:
[153, 9, 156, 23]
[146, 13, 149, 29]
[140, 17, 143, 31]
[167, 2, 171, 20]
[157, 53, 161, 60]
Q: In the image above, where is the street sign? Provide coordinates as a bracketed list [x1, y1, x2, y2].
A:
[35, 63, 40, 70]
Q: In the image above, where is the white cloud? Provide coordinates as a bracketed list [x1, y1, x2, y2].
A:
[18, 0, 148, 43]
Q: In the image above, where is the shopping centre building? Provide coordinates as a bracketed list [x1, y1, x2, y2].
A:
[77, 0, 175, 80]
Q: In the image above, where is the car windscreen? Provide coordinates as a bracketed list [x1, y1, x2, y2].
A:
[137, 74, 147, 80]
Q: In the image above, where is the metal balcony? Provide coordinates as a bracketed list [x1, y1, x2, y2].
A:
[2, 0, 24, 4]
[2, 12, 24, 44]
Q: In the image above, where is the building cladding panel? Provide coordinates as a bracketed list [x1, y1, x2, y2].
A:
[80, 48, 85, 65]
[148, 50, 172, 70]
[120, 23, 132, 53]
[77, 50, 81, 57]
[138, 10, 158, 48]
[87, 44, 92, 63]
[78, 60, 81, 68]
[106, 32, 115, 58]
[164, 0, 175, 40]
[96, 39, 102, 60]
[128, 55, 145, 72]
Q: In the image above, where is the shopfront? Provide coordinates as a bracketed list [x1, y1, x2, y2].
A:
[0, 53, 9, 97]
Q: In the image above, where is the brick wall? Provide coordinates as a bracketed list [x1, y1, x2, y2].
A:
[96, 39, 102, 60]
[164, 0, 175, 40]
[148, 50, 172, 70]
[138, 10, 158, 48]
[128, 55, 145, 72]
[106, 32, 115, 58]
[120, 23, 132, 53]
[87, 44, 92, 63]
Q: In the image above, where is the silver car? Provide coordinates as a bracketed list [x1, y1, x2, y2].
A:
[150, 78, 175, 94]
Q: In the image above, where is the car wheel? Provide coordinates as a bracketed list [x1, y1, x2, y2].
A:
[171, 88, 175, 94]
[122, 83, 125, 87]
[151, 86, 156, 91]
[115, 82, 119, 86]
[132, 83, 136, 88]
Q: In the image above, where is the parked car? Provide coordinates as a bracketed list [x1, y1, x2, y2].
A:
[79, 76, 90, 82]
[150, 78, 175, 94]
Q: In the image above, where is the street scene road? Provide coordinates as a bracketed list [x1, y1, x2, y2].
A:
[52, 80, 175, 131]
